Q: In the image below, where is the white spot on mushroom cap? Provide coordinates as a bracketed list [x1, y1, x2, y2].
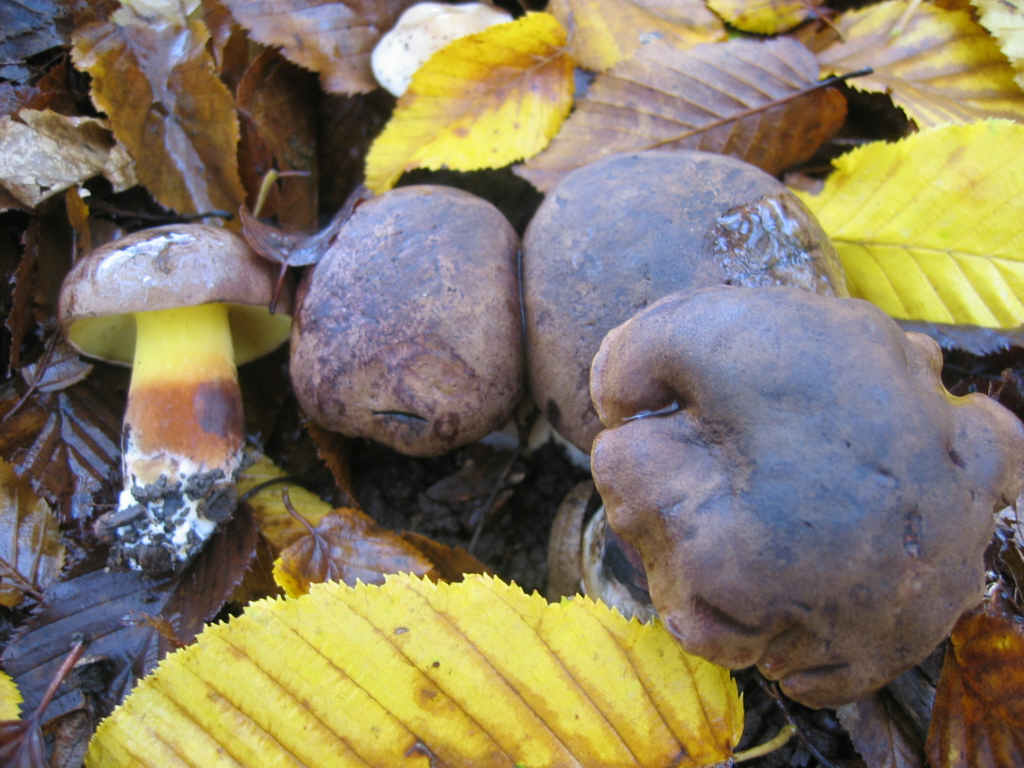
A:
[371, 1, 513, 96]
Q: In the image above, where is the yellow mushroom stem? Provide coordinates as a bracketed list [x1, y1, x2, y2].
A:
[115, 303, 244, 572]
[124, 303, 243, 482]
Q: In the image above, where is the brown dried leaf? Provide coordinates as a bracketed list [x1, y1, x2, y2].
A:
[0, 372, 122, 529]
[0, 508, 258, 727]
[71, 6, 245, 215]
[220, 0, 419, 94]
[399, 531, 490, 582]
[516, 37, 846, 192]
[838, 692, 925, 768]
[304, 420, 360, 508]
[236, 49, 318, 230]
[0, 459, 63, 608]
[273, 507, 436, 596]
[0, 110, 136, 208]
[548, 0, 725, 71]
[0, 0, 70, 84]
[925, 597, 1024, 767]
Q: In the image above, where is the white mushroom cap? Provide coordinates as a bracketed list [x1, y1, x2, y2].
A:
[371, 1, 513, 96]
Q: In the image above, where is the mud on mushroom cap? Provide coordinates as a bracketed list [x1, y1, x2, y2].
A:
[289, 185, 523, 457]
[523, 149, 847, 454]
[589, 286, 1024, 708]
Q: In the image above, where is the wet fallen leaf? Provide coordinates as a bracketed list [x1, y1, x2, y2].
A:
[925, 596, 1024, 767]
[71, 4, 245, 215]
[0, 0, 70, 84]
[19, 342, 93, 394]
[808, 0, 1024, 126]
[1, 508, 258, 727]
[235, 454, 334, 551]
[973, 0, 1024, 90]
[87, 574, 744, 767]
[706, 0, 822, 34]
[548, 0, 724, 71]
[0, 372, 122, 530]
[399, 531, 490, 582]
[0, 110, 136, 208]
[272, 507, 436, 597]
[365, 12, 574, 193]
[236, 49, 318, 230]
[221, 0, 418, 94]
[517, 37, 846, 192]
[794, 120, 1024, 328]
[838, 692, 925, 768]
[0, 458, 63, 607]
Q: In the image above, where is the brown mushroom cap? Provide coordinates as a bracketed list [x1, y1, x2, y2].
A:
[590, 286, 1024, 708]
[289, 185, 522, 457]
[58, 224, 293, 365]
[523, 149, 846, 453]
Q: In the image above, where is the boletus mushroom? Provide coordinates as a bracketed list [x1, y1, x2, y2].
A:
[523, 149, 847, 453]
[589, 285, 1024, 708]
[289, 185, 522, 457]
[59, 224, 292, 573]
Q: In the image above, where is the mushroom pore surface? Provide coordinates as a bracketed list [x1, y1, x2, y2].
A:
[523, 149, 847, 453]
[290, 185, 522, 457]
[589, 286, 1024, 708]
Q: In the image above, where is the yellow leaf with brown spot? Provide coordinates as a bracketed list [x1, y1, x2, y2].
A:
[235, 454, 334, 552]
[794, 121, 1024, 328]
[0, 458, 63, 608]
[364, 12, 574, 194]
[926, 598, 1024, 767]
[548, 0, 724, 70]
[0, 670, 20, 720]
[808, 0, 1024, 126]
[71, 5, 245, 215]
[973, 0, 1024, 90]
[707, 0, 821, 34]
[86, 574, 743, 767]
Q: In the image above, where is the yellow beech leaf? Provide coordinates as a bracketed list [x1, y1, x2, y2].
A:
[706, 0, 820, 35]
[548, 0, 724, 71]
[973, 0, 1024, 90]
[794, 121, 1024, 327]
[235, 454, 334, 552]
[0, 670, 20, 720]
[809, 0, 1024, 126]
[364, 12, 574, 194]
[86, 573, 743, 767]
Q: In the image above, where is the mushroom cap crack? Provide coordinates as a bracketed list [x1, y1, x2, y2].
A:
[590, 286, 1024, 708]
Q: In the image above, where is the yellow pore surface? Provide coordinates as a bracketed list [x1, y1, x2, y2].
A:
[131, 303, 237, 388]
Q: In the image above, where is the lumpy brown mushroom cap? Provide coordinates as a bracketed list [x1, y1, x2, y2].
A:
[523, 149, 846, 454]
[590, 286, 1024, 708]
[289, 185, 522, 457]
[59, 224, 292, 365]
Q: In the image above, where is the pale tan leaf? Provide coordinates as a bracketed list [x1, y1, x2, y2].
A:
[0, 110, 136, 208]
[810, 0, 1024, 126]
[548, 0, 724, 70]
[973, 0, 1024, 90]
[517, 37, 846, 192]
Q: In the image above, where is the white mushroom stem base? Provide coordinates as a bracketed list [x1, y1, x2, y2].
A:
[112, 303, 244, 574]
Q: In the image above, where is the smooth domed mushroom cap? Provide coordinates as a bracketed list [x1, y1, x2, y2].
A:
[58, 224, 292, 365]
[523, 150, 846, 454]
[590, 286, 1024, 708]
[289, 185, 522, 457]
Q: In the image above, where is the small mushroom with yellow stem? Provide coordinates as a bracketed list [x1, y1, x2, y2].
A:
[59, 224, 292, 574]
